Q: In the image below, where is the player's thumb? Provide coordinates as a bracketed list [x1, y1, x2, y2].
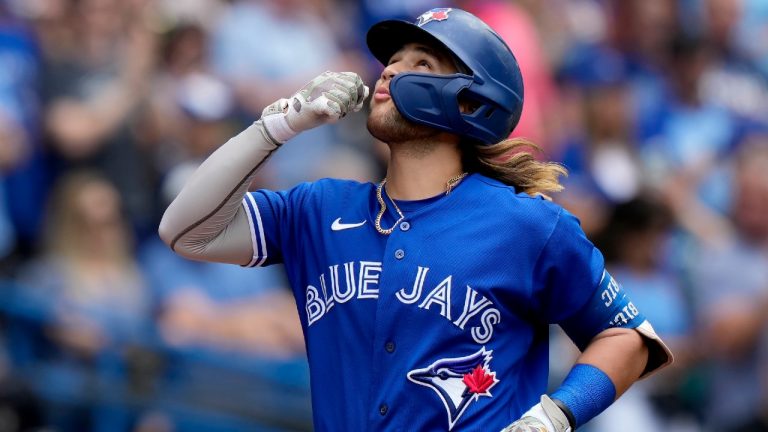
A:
[354, 84, 370, 112]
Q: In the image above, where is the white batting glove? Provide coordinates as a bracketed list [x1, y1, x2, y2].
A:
[261, 71, 369, 143]
[500, 395, 572, 432]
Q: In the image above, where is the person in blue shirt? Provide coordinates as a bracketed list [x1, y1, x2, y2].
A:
[160, 8, 672, 431]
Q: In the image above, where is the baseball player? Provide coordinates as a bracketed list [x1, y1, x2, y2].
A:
[159, 8, 672, 431]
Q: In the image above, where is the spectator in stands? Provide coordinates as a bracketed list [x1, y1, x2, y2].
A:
[18, 170, 152, 431]
[643, 35, 740, 245]
[0, 2, 43, 264]
[733, 0, 768, 78]
[142, 22, 234, 185]
[689, 134, 768, 431]
[602, 0, 680, 142]
[41, 0, 158, 236]
[20, 170, 151, 359]
[698, 0, 768, 123]
[0, 115, 25, 261]
[556, 67, 641, 236]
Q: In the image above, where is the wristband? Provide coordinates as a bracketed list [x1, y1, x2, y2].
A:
[262, 112, 297, 144]
[550, 363, 616, 428]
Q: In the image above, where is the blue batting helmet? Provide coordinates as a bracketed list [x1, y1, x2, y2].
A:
[366, 8, 524, 145]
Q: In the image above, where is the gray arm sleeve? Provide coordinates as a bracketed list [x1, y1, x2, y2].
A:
[158, 121, 280, 265]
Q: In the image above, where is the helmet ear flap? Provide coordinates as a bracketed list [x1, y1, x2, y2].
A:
[390, 72, 474, 134]
[390, 72, 513, 145]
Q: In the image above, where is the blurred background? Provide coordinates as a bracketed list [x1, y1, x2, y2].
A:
[0, 0, 766, 431]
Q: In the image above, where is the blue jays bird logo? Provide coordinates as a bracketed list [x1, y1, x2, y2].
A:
[416, 8, 452, 27]
[407, 347, 499, 430]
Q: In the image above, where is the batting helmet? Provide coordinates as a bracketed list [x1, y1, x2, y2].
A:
[366, 8, 524, 145]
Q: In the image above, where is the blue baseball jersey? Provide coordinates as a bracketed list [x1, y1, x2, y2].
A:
[241, 173, 647, 431]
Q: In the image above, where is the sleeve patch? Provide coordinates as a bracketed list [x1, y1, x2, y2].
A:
[559, 270, 648, 351]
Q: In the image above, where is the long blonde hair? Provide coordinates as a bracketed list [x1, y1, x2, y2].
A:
[44, 170, 133, 264]
[463, 137, 567, 199]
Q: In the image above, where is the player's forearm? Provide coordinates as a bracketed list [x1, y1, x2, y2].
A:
[158, 120, 279, 264]
[159, 71, 368, 264]
[504, 328, 649, 432]
[545, 328, 647, 430]
[573, 327, 648, 397]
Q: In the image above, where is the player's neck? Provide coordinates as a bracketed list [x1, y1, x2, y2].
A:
[384, 139, 464, 200]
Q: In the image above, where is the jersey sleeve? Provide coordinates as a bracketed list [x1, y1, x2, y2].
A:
[240, 182, 313, 267]
[532, 208, 606, 329]
[533, 208, 673, 376]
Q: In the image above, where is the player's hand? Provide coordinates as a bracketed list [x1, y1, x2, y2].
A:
[500, 395, 572, 432]
[261, 71, 369, 143]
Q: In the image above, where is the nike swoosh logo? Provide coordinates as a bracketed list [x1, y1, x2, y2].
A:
[331, 218, 367, 231]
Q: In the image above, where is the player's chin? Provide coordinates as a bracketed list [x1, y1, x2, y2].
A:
[366, 107, 390, 138]
[367, 101, 392, 121]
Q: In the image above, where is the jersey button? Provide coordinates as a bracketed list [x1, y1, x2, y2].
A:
[379, 404, 388, 416]
[400, 221, 410, 231]
[395, 249, 405, 259]
[385, 341, 395, 353]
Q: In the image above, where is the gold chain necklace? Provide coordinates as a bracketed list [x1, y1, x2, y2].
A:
[374, 172, 469, 235]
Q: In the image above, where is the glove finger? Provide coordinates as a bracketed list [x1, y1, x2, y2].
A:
[304, 71, 340, 102]
[318, 93, 344, 119]
[335, 71, 360, 84]
[328, 78, 368, 113]
[330, 84, 355, 112]
[336, 72, 367, 106]
[327, 88, 352, 116]
[334, 73, 365, 97]
[328, 77, 357, 108]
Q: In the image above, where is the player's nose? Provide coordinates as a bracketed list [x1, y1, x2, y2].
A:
[380, 62, 402, 81]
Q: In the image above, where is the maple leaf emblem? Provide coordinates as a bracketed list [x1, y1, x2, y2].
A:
[432, 10, 449, 20]
[463, 365, 496, 394]
[407, 347, 499, 430]
[416, 8, 452, 26]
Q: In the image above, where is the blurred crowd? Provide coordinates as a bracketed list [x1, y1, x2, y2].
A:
[0, 0, 766, 431]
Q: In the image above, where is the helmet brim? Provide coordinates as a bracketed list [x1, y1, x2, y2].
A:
[366, 20, 456, 68]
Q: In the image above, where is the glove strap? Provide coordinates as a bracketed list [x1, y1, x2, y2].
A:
[520, 402, 557, 431]
[551, 398, 576, 430]
[261, 99, 296, 144]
